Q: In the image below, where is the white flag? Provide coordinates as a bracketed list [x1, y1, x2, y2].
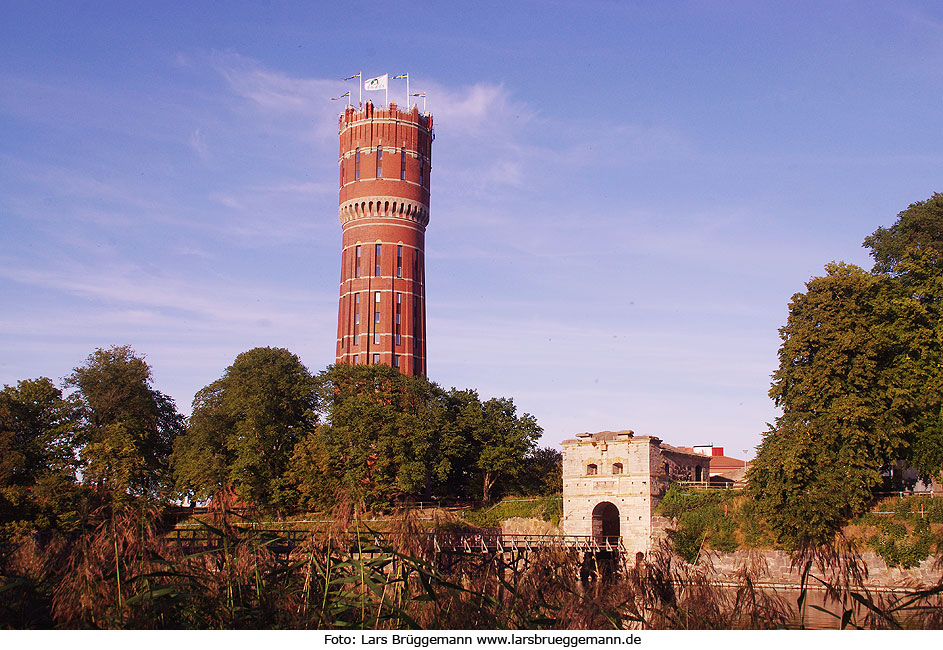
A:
[364, 74, 388, 91]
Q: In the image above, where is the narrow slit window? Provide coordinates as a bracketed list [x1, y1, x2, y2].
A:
[376, 146, 382, 178]
[400, 148, 406, 180]
[355, 245, 361, 277]
[395, 293, 402, 344]
[393, 355, 400, 368]
[372, 353, 380, 365]
[419, 156, 424, 187]
[396, 245, 402, 278]
[353, 354, 358, 364]
[375, 244, 381, 276]
[355, 148, 360, 181]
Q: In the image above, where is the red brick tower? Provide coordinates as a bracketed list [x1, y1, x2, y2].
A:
[335, 101, 433, 376]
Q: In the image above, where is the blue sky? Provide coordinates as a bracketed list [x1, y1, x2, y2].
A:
[2, 1, 942, 457]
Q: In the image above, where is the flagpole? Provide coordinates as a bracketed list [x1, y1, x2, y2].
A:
[359, 70, 362, 106]
[406, 75, 409, 108]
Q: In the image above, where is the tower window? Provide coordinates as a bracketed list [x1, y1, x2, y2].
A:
[353, 354, 358, 364]
[375, 244, 381, 276]
[419, 156, 424, 187]
[372, 353, 380, 365]
[393, 355, 400, 368]
[355, 148, 360, 181]
[373, 331, 380, 344]
[400, 148, 406, 180]
[376, 146, 382, 178]
[355, 245, 361, 277]
[353, 292, 360, 344]
[395, 293, 402, 344]
[587, 464, 598, 476]
[396, 245, 402, 278]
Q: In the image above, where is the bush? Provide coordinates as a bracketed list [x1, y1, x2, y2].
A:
[657, 486, 746, 562]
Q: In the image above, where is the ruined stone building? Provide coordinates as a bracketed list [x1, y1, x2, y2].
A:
[561, 430, 710, 555]
[335, 101, 433, 376]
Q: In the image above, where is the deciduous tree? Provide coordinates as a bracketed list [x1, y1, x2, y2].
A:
[751, 193, 943, 548]
[172, 347, 318, 511]
[68, 346, 183, 498]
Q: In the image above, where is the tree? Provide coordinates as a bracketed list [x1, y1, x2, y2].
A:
[863, 192, 943, 274]
[68, 346, 184, 498]
[435, 390, 542, 504]
[749, 264, 912, 547]
[0, 377, 82, 537]
[515, 447, 563, 496]
[751, 193, 943, 548]
[172, 347, 318, 511]
[0, 377, 80, 488]
[292, 363, 441, 509]
[474, 397, 542, 504]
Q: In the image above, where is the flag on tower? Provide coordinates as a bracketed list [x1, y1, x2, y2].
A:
[331, 91, 350, 101]
[342, 73, 361, 81]
[364, 74, 388, 91]
[392, 74, 408, 80]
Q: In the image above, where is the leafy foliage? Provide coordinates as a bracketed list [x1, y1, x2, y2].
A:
[68, 346, 183, 499]
[750, 193, 943, 549]
[0, 378, 84, 541]
[290, 364, 544, 510]
[863, 192, 943, 274]
[172, 347, 318, 511]
[657, 486, 742, 562]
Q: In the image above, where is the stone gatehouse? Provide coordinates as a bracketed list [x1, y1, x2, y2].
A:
[561, 430, 710, 555]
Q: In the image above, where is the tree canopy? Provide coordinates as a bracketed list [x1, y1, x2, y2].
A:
[289, 364, 545, 510]
[750, 193, 943, 548]
[68, 346, 184, 498]
[172, 347, 318, 510]
[863, 192, 943, 274]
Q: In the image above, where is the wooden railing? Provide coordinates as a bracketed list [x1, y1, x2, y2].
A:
[163, 528, 625, 555]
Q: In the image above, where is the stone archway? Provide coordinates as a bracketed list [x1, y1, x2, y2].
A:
[591, 501, 620, 541]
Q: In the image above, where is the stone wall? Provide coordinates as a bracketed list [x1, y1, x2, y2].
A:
[697, 549, 942, 590]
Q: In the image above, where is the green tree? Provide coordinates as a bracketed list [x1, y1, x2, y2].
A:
[751, 193, 943, 548]
[863, 192, 943, 274]
[0, 377, 80, 487]
[437, 391, 542, 504]
[68, 346, 184, 498]
[172, 347, 318, 511]
[292, 363, 441, 509]
[0, 377, 83, 538]
[749, 264, 905, 547]
[515, 447, 563, 496]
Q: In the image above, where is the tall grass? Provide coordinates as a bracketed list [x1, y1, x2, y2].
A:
[1, 492, 941, 629]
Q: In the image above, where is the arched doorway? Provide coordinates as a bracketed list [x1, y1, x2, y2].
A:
[591, 501, 620, 542]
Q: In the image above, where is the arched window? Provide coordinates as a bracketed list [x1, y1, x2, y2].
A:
[355, 148, 361, 180]
[376, 146, 383, 178]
